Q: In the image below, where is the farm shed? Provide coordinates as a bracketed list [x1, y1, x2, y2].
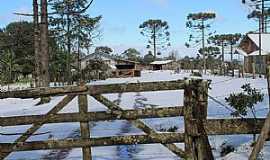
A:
[236, 33, 270, 74]
[113, 59, 141, 77]
[80, 52, 117, 70]
[150, 60, 176, 70]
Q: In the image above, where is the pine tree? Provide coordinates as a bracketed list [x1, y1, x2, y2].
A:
[49, 0, 101, 84]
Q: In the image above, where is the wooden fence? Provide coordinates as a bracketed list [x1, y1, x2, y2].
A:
[0, 79, 268, 160]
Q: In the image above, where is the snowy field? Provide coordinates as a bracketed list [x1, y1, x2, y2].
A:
[0, 70, 269, 160]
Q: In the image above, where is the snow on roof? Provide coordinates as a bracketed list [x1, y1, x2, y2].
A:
[248, 33, 270, 53]
[150, 60, 173, 65]
[235, 47, 269, 57]
[235, 48, 248, 57]
[249, 50, 269, 56]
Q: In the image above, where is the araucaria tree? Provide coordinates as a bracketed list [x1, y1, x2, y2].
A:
[95, 46, 113, 54]
[208, 34, 241, 75]
[225, 34, 242, 62]
[208, 34, 228, 64]
[198, 46, 220, 72]
[139, 19, 170, 59]
[49, 0, 101, 83]
[242, 0, 270, 32]
[186, 12, 216, 74]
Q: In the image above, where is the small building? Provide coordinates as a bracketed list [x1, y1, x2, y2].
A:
[113, 59, 141, 77]
[150, 60, 176, 70]
[81, 53, 141, 78]
[236, 33, 270, 74]
[81, 52, 117, 70]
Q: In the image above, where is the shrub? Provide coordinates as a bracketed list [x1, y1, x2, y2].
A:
[190, 71, 202, 77]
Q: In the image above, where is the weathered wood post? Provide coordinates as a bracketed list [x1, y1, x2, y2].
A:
[78, 94, 92, 160]
[184, 79, 213, 160]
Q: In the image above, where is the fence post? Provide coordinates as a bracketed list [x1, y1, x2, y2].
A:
[184, 79, 196, 159]
[184, 79, 213, 160]
[252, 62, 256, 79]
[78, 94, 92, 160]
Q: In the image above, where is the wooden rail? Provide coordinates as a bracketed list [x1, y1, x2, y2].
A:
[0, 80, 186, 99]
[0, 133, 185, 152]
[0, 106, 184, 126]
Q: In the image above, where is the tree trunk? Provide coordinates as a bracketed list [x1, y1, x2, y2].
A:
[33, 0, 40, 87]
[153, 25, 157, 60]
[66, 3, 72, 85]
[38, 0, 51, 105]
[40, 0, 49, 87]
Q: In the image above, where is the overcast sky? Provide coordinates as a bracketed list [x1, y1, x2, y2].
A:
[0, 0, 257, 57]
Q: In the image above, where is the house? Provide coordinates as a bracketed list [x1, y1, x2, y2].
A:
[81, 52, 141, 78]
[81, 52, 117, 70]
[236, 33, 270, 74]
[150, 60, 176, 70]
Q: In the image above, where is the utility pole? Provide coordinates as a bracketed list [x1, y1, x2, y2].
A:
[259, 16, 262, 78]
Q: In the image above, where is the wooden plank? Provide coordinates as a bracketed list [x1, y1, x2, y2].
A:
[205, 118, 266, 135]
[0, 86, 87, 99]
[1, 116, 269, 137]
[89, 80, 185, 95]
[0, 95, 76, 159]
[78, 95, 92, 160]
[249, 112, 270, 160]
[0, 133, 185, 152]
[0, 80, 186, 99]
[93, 95, 187, 158]
[0, 106, 184, 126]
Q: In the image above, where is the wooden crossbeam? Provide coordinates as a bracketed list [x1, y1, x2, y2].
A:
[0, 86, 87, 99]
[0, 106, 184, 126]
[205, 118, 266, 135]
[93, 95, 187, 158]
[0, 80, 186, 99]
[0, 133, 185, 152]
[0, 95, 76, 159]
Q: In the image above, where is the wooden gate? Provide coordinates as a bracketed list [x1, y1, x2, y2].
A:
[0, 79, 267, 160]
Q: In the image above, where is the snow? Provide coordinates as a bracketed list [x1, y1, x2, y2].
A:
[248, 33, 270, 54]
[150, 60, 173, 65]
[235, 48, 249, 57]
[1, 70, 269, 160]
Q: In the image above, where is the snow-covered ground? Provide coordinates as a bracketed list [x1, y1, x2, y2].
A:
[0, 70, 269, 160]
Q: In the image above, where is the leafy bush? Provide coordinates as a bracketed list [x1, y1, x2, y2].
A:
[220, 142, 235, 157]
[225, 83, 264, 117]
